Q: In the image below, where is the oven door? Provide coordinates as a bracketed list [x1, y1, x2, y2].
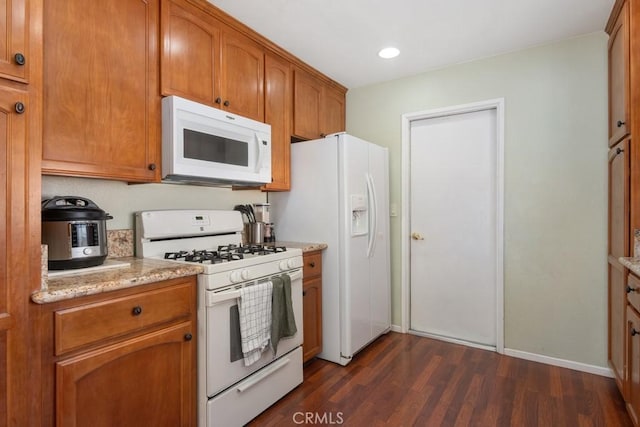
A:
[204, 268, 303, 398]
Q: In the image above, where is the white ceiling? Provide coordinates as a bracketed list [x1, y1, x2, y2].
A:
[207, 0, 615, 89]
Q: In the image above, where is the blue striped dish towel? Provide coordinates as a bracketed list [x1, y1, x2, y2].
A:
[238, 281, 273, 366]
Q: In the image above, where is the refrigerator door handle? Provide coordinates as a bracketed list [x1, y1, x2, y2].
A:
[366, 173, 378, 258]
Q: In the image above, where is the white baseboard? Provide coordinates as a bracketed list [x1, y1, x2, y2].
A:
[390, 324, 403, 333]
[503, 348, 613, 378]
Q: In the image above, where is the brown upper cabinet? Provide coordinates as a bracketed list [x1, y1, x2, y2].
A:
[0, 0, 29, 83]
[263, 53, 292, 191]
[161, 0, 265, 122]
[293, 67, 346, 141]
[42, 0, 161, 182]
[609, 0, 630, 147]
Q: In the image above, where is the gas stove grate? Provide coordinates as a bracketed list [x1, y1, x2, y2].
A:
[163, 244, 287, 264]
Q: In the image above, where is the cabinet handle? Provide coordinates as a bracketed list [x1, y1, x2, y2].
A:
[303, 290, 307, 296]
[616, 147, 624, 155]
[148, 163, 157, 171]
[309, 261, 316, 268]
[223, 100, 230, 107]
[184, 333, 193, 341]
[132, 306, 143, 316]
[14, 53, 25, 66]
[617, 120, 626, 128]
[215, 97, 221, 104]
[632, 328, 639, 337]
[627, 286, 636, 294]
[14, 102, 25, 114]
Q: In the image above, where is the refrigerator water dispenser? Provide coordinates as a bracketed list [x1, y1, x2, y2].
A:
[350, 194, 368, 236]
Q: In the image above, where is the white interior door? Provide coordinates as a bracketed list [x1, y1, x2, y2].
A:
[409, 108, 498, 347]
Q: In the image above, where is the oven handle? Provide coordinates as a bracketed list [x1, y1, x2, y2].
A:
[236, 356, 291, 393]
[205, 269, 302, 306]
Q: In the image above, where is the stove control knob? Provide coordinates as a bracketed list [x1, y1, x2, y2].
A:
[279, 260, 288, 271]
[287, 259, 297, 269]
[241, 270, 250, 280]
[230, 271, 242, 283]
[83, 248, 93, 256]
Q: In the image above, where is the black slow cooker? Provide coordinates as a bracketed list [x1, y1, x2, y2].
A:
[42, 196, 113, 270]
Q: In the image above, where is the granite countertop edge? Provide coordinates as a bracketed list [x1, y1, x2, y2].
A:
[32, 257, 204, 304]
[620, 257, 640, 276]
[277, 241, 328, 253]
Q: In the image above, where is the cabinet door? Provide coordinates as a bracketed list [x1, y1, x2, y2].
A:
[303, 277, 322, 362]
[56, 322, 195, 427]
[0, 86, 33, 426]
[609, 139, 630, 258]
[161, 0, 220, 106]
[263, 53, 291, 191]
[219, 30, 264, 121]
[628, 305, 640, 425]
[322, 84, 346, 137]
[293, 68, 322, 140]
[609, 1, 629, 147]
[0, 0, 28, 82]
[610, 261, 627, 393]
[42, 0, 160, 182]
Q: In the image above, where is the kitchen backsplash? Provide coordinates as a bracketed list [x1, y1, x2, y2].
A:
[107, 229, 134, 258]
[42, 175, 267, 230]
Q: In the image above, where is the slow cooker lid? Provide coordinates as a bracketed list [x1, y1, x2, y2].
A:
[41, 196, 113, 221]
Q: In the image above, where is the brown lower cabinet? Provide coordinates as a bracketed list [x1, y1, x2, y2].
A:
[302, 250, 323, 362]
[38, 277, 197, 426]
[628, 302, 640, 425]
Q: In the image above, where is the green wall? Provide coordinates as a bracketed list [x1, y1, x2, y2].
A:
[346, 32, 609, 367]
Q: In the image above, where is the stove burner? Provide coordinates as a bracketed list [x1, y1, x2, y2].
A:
[164, 249, 244, 264]
[231, 244, 287, 255]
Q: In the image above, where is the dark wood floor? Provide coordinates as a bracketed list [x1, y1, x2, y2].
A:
[248, 332, 632, 427]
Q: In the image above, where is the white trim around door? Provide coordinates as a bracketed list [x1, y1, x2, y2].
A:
[400, 98, 505, 354]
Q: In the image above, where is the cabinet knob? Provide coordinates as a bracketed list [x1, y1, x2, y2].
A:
[223, 100, 230, 107]
[627, 286, 636, 294]
[14, 102, 25, 114]
[215, 97, 221, 104]
[132, 306, 143, 316]
[148, 163, 156, 171]
[320, 133, 326, 138]
[309, 261, 316, 268]
[617, 120, 626, 128]
[616, 147, 624, 155]
[14, 53, 25, 66]
[632, 328, 639, 337]
[303, 290, 307, 296]
[184, 333, 193, 341]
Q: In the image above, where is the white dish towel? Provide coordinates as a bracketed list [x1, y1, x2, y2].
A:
[238, 281, 273, 366]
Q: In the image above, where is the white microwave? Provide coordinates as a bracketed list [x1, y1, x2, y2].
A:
[162, 96, 271, 186]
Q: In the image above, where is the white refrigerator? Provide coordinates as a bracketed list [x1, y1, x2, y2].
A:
[271, 133, 391, 366]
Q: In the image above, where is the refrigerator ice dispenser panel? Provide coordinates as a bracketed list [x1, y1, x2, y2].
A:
[351, 194, 368, 236]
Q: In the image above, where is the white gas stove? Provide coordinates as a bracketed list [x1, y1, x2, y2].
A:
[136, 210, 304, 427]
[136, 209, 302, 282]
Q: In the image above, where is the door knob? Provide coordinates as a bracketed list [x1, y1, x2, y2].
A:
[411, 232, 424, 240]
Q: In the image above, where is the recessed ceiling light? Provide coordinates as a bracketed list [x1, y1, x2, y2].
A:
[378, 47, 400, 59]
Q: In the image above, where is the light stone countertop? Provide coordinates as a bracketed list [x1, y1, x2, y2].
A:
[620, 257, 640, 277]
[32, 257, 204, 304]
[275, 241, 328, 253]
[33, 242, 326, 304]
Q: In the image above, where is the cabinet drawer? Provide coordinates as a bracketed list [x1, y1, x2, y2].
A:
[55, 281, 193, 356]
[628, 274, 640, 313]
[303, 252, 322, 279]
